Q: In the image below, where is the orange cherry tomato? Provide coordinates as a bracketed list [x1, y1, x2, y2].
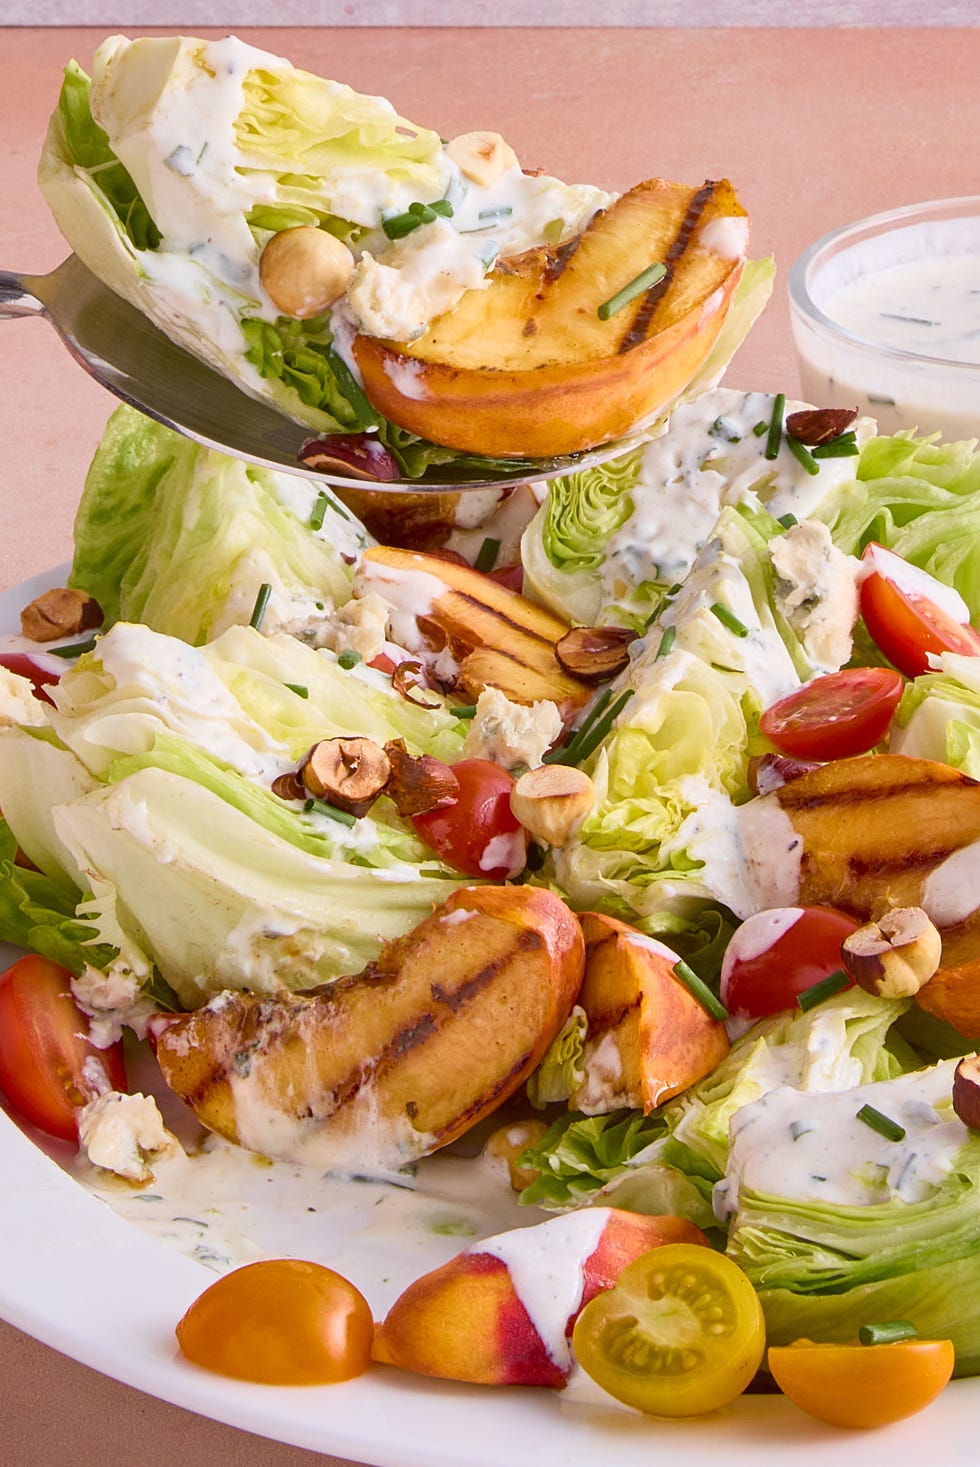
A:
[176, 1259, 374, 1385]
[860, 542, 980, 678]
[768, 1337, 955, 1428]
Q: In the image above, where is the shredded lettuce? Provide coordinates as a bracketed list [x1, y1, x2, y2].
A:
[526, 1006, 587, 1109]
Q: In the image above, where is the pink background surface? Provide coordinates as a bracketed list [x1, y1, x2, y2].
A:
[2, 22, 980, 1467]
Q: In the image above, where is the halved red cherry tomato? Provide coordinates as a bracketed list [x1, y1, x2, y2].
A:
[176, 1259, 373, 1384]
[0, 956, 127, 1141]
[572, 1244, 765, 1417]
[759, 667, 904, 760]
[768, 1337, 955, 1428]
[860, 542, 980, 678]
[0, 651, 61, 706]
[721, 906, 861, 1019]
[412, 758, 526, 878]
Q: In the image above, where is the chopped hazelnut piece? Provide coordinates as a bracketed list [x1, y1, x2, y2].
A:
[383, 740, 459, 816]
[299, 737, 391, 817]
[555, 626, 637, 682]
[784, 406, 858, 446]
[20, 587, 102, 643]
[952, 1055, 980, 1129]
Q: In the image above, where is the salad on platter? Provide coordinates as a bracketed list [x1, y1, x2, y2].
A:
[3, 28, 980, 1447]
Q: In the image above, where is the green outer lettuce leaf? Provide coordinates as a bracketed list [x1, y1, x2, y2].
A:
[759, 1253, 980, 1376]
[69, 406, 365, 642]
[815, 430, 980, 618]
[56, 61, 160, 250]
[518, 1109, 666, 1210]
[0, 816, 113, 976]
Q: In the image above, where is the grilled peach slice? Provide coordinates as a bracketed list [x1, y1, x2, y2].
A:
[372, 1207, 707, 1386]
[153, 885, 584, 1170]
[353, 177, 747, 457]
[572, 913, 729, 1114]
[355, 544, 593, 714]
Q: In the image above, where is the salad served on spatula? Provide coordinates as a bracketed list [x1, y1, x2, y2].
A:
[3, 380, 980, 1427]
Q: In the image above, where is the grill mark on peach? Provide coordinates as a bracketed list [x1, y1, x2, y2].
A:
[831, 847, 966, 879]
[431, 950, 515, 1011]
[541, 234, 584, 286]
[777, 776, 974, 813]
[430, 1050, 535, 1142]
[618, 180, 717, 353]
[585, 995, 642, 1033]
[443, 590, 559, 646]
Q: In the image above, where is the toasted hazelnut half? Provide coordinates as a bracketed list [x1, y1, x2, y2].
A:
[510, 765, 595, 848]
[483, 1118, 549, 1191]
[383, 739, 459, 816]
[299, 737, 391, 817]
[952, 1055, 980, 1129]
[21, 587, 102, 643]
[555, 626, 638, 683]
[784, 406, 859, 446]
[259, 226, 355, 319]
[446, 130, 518, 188]
[270, 770, 306, 802]
[840, 906, 942, 998]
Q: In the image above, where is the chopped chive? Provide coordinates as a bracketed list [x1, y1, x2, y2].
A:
[478, 205, 513, 222]
[572, 688, 635, 764]
[309, 492, 329, 531]
[857, 1104, 906, 1142]
[797, 968, 850, 1011]
[597, 261, 667, 321]
[46, 636, 97, 659]
[542, 686, 614, 765]
[812, 435, 860, 459]
[655, 625, 677, 660]
[710, 603, 749, 638]
[673, 960, 728, 1021]
[859, 1320, 918, 1347]
[452, 704, 478, 719]
[765, 392, 786, 461]
[383, 199, 454, 238]
[303, 797, 356, 828]
[665, 583, 683, 599]
[337, 650, 362, 670]
[786, 435, 820, 476]
[777, 512, 798, 530]
[752, 419, 769, 437]
[284, 683, 309, 699]
[474, 537, 501, 574]
[249, 582, 272, 631]
[709, 415, 741, 443]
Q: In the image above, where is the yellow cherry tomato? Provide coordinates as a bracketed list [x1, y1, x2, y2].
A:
[176, 1259, 374, 1385]
[571, 1243, 765, 1416]
[768, 1338, 955, 1428]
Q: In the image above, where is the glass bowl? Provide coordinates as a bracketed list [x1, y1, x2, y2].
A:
[789, 196, 980, 441]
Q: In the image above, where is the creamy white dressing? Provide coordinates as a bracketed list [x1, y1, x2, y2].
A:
[664, 782, 802, 921]
[720, 1062, 968, 1216]
[921, 837, 980, 927]
[600, 389, 870, 600]
[723, 907, 804, 967]
[475, 1208, 609, 1371]
[795, 214, 980, 439]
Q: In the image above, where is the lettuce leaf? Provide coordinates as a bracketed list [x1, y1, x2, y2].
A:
[893, 652, 980, 777]
[69, 406, 367, 643]
[518, 1109, 666, 1210]
[0, 816, 113, 976]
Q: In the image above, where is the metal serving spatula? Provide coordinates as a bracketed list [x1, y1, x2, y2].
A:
[0, 255, 641, 492]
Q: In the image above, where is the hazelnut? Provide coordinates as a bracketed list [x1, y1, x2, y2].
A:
[383, 740, 459, 817]
[555, 625, 638, 683]
[784, 406, 859, 446]
[259, 227, 355, 319]
[20, 587, 102, 643]
[840, 906, 942, 998]
[483, 1118, 549, 1191]
[299, 737, 391, 817]
[952, 1055, 980, 1129]
[509, 765, 595, 848]
[446, 130, 518, 188]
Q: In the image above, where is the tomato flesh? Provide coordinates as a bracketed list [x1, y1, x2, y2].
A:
[176, 1259, 374, 1384]
[860, 542, 980, 678]
[412, 758, 526, 878]
[0, 651, 61, 706]
[759, 667, 904, 760]
[0, 956, 127, 1141]
[768, 1337, 955, 1428]
[721, 906, 861, 1019]
[571, 1243, 765, 1416]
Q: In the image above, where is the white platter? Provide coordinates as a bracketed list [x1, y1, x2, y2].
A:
[2, 565, 979, 1466]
